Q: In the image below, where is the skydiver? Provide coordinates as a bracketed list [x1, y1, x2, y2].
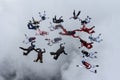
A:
[32, 17, 41, 25]
[80, 16, 91, 25]
[69, 10, 81, 20]
[27, 20, 40, 30]
[48, 22, 55, 31]
[45, 37, 62, 46]
[58, 25, 81, 39]
[34, 48, 46, 63]
[35, 29, 49, 36]
[50, 43, 67, 60]
[19, 41, 36, 55]
[88, 33, 103, 43]
[53, 15, 64, 23]
[39, 11, 49, 21]
[79, 38, 93, 49]
[22, 34, 36, 44]
[81, 50, 97, 59]
[79, 25, 95, 34]
[76, 60, 99, 74]
[48, 22, 62, 31]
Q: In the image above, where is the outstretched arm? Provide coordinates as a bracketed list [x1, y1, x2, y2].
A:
[31, 41, 35, 46]
[32, 17, 35, 22]
[42, 49, 46, 53]
[34, 48, 40, 52]
[59, 16, 63, 19]
[77, 11, 81, 17]
[63, 50, 67, 55]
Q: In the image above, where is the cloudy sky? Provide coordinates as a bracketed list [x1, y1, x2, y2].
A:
[0, 0, 120, 80]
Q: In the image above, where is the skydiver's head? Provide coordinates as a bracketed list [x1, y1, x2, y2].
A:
[42, 16, 45, 20]
[38, 48, 42, 52]
[82, 60, 85, 64]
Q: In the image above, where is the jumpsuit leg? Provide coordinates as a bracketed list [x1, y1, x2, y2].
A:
[54, 53, 60, 60]
[19, 47, 28, 51]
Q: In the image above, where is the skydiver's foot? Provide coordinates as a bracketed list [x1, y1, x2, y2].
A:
[19, 47, 22, 49]
[93, 26, 95, 28]
[96, 65, 99, 67]
[94, 56, 97, 58]
[82, 56, 85, 58]
[47, 43, 50, 45]
[50, 52, 55, 55]
[33, 60, 37, 62]
[40, 61, 43, 63]
[59, 32, 62, 34]
[94, 70, 97, 73]
[23, 52, 27, 56]
[95, 52, 98, 54]
[99, 33, 101, 36]
[101, 39, 103, 41]
[76, 65, 79, 67]
[91, 31, 95, 34]
[64, 53, 68, 55]
[53, 57, 57, 60]
[45, 38, 49, 40]
[78, 47, 81, 49]
[22, 41, 25, 43]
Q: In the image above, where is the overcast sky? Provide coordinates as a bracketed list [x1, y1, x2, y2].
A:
[0, 0, 120, 80]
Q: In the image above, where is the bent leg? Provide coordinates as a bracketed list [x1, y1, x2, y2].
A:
[50, 52, 56, 55]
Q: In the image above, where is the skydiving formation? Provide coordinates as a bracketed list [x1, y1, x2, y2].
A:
[19, 10, 103, 75]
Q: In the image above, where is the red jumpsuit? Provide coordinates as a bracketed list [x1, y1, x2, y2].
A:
[80, 38, 93, 49]
[82, 60, 92, 69]
[80, 25, 95, 34]
[59, 26, 80, 39]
